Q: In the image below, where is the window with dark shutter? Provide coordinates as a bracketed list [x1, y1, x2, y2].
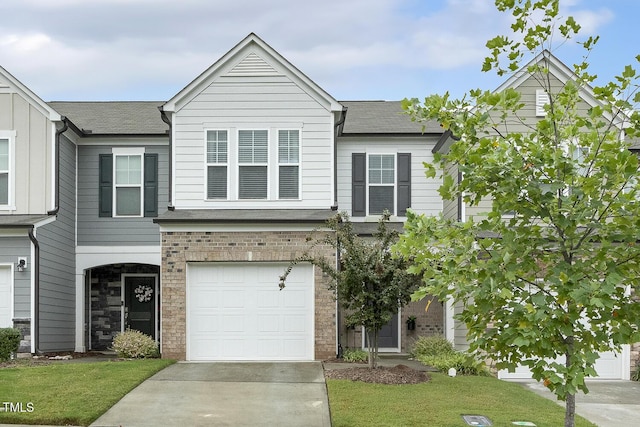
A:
[368, 154, 394, 215]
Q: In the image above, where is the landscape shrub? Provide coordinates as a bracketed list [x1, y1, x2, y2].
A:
[409, 335, 454, 358]
[0, 328, 21, 361]
[410, 335, 488, 376]
[111, 329, 159, 358]
[342, 348, 368, 363]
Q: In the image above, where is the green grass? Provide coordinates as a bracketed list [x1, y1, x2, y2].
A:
[327, 373, 597, 427]
[0, 359, 175, 426]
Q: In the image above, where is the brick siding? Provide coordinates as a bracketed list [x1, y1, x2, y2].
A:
[160, 230, 336, 360]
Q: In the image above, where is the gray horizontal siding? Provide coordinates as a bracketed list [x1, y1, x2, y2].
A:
[0, 236, 31, 318]
[38, 136, 76, 351]
[77, 144, 168, 246]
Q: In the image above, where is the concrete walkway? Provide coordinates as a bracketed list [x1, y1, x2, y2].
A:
[515, 380, 640, 427]
[90, 362, 331, 427]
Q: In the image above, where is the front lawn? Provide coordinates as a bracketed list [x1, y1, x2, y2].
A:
[327, 373, 596, 427]
[0, 359, 174, 426]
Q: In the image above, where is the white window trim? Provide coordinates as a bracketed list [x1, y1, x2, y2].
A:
[112, 147, 145, 218]
[237, 129, 269, 200]
[367, 153, 396, 216]
[0, 130, 16, 211]
[536, 89, 550, 117]
[204, 129, 229, 200]
[277, 129, 302, 200]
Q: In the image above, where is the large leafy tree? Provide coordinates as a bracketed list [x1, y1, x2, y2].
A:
[280, 212, 418, 368]
[394, 1, 640, 426]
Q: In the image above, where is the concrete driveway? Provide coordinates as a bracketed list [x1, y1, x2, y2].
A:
[90, 362, 331, 427]
[517, 380, 640, 427]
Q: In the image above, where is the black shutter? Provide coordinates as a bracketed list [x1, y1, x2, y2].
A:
[98, 154, 112, 217]
[144, 153, 158, 217]
[352, 153, 366, 217]
[397, 153, 411, 216]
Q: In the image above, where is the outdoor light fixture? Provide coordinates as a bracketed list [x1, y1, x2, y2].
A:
[17, 257, 27, 272]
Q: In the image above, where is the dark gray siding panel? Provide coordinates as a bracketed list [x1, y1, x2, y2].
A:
[38, 137, 76, 351]
[77, 144, 168, 246]
[0, 236, 31, 318]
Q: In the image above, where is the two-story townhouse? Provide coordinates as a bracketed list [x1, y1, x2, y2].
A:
[0, 33, 447, 363]
[0, 66, 76, 354]
[435, 50, 637, 380]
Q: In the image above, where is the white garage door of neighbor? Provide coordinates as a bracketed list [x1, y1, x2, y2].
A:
[187, 263, 314, 361]
[498, 348, 629, 380]
[0, 266, 12, 328]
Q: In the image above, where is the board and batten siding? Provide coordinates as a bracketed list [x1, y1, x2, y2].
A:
[172, 75, 334, 209]
[336, 136, 442, 218]
[0, 236, 31, 318]
[77, 143, 168, 246]
[37, 136, 76, 351]
[442, 161, 459, 221]
[0, 92, 53, 214]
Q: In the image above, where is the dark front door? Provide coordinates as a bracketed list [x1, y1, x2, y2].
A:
[124, 276, 156, 339]
[365, 313, 399, 349]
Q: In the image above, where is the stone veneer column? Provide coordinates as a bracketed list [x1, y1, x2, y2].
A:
[160, 230, 336, 360]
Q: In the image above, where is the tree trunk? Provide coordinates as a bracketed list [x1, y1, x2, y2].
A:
[564, 338, 575, 427]
[366, 328, 379, 369]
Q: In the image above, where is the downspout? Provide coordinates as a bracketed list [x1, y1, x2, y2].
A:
[333, 108, 347, 357]
[159, 108, 174, 210]
[28, 228, 40, 354]
[47, 117, 69, 216]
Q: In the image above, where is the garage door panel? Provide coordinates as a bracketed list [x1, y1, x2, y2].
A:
[187, 263, 314, 361]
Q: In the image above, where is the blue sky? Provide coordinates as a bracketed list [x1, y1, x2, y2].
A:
[0, 0, 638, 102]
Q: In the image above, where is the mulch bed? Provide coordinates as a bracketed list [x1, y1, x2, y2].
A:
[324, 363, 430, 384]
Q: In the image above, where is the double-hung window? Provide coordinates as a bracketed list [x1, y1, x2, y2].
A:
[0, 138, 9, 206]
[115, 154, 142, 216]
[368, 154, 395, 214]
[0, 131, 15, 209]
[352, 152, 411, 217]
[238, 130, 268, 199]
[278, 130, 299, 199]
[206, 130, 228, 199]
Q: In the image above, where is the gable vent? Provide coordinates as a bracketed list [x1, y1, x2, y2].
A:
[227, 52, 280, 76]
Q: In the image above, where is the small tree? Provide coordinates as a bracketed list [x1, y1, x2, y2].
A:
[280, 212, 418, 368]
[394, 1, 640, 426]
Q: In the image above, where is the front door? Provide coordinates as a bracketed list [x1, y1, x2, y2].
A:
[123, 275, 157, 340]
[364, 313, 399, 351]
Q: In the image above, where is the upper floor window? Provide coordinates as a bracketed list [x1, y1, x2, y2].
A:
[0, 130, 15, 209]
[238, 130, 268, 199]
[206, 130, 228, 199]
[0, 138, 8, 206]
[352, 152, 411, 217]
[278, 130, 299, 199]
[99, 148, 158, 218]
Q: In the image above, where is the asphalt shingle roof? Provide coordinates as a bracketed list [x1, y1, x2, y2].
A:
[339, 100, 442, 135]
[48, 101, 168, 135]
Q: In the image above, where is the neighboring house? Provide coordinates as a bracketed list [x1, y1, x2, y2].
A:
[434, 50, 637, 380]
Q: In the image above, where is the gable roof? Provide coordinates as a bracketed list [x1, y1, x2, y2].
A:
[162, 33, 343, 114]
[340, 101, 442, 135]
[0, 66, 61, 121]
[48, 101, 168, 136]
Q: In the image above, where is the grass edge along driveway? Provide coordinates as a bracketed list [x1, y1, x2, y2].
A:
[327, 373, 597, 427]
[0, 358, 175, 426]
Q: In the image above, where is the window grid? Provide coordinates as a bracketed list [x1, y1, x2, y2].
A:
[278, 130, 299, 199]
[368, 154, 395, 215]
[238, 130, 268, 199]
[114, 154, 142, 217]
[206, 130, 228, 199]
[0, 139, 8, 205]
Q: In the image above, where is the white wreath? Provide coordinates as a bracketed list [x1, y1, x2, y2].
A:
[134, 285, 153, 303]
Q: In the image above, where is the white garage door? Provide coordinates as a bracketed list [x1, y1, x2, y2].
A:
[498, 347, 629, 380]
[0, 266, 12, 327]
[187, 262, 314, 361]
